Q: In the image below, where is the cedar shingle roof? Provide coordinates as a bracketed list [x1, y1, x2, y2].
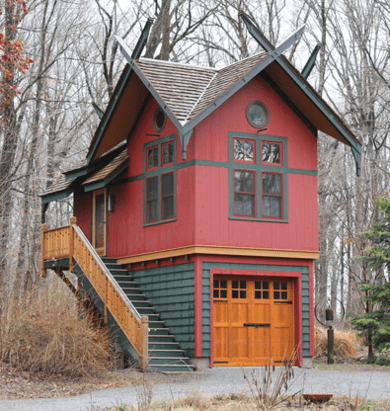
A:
[41, 175, 75, 197]
[136, 59, 216, 123]
[135, 54, 266, 124]
[187, 54, 267, 120]
[83, 149, 128, 186]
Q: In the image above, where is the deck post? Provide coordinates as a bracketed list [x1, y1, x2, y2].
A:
[40, 224, 48, 277]
[69, 217, 77, 273]
[140, 316, 149, 372]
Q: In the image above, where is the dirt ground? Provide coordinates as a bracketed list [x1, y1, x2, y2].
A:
[1, 357, 390, 401]
[0, 362, 152, 400]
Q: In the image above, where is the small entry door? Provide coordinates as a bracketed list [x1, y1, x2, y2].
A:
[213, 277, 294, 366]
[92, 189, 107, 256]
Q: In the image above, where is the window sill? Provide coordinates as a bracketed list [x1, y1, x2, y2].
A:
[229, 216, 288, 223]
[143, 217, 177, 227]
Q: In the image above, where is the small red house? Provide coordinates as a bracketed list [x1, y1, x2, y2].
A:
[41, 16, 361, 372]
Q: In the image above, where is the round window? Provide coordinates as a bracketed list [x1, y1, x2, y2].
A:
[246, 101, 269, 128]
[153, 106, 166, 133]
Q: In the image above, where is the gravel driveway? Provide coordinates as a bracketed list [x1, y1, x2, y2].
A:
[1, 367, 389, 411]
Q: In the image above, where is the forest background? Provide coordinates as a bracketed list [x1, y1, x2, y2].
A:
[0, 0, 389, 319]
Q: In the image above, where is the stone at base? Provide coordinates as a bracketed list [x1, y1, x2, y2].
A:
[301, 357, 312, 368]
[189, 357, 210, 370]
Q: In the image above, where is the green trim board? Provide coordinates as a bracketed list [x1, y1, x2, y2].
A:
[202, 262, 311, 358]
[41, 188, 74, 205]
[44, 258, 70, 270]
[130, 263, 196, 356]
[111, 157, 317, 188]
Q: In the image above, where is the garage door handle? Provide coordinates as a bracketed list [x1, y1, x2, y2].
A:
[243, 323, 270, 327]
[274, 301, 293, 304]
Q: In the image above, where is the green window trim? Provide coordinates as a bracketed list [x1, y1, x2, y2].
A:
[229, 131, 288, 223]
[144, 135, 177, 226]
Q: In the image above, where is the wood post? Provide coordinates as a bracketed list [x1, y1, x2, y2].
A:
[69, 217, 76, 273]
[40, 224, 48, 277]
[140, 316, 149, 372]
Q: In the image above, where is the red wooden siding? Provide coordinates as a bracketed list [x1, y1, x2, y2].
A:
[75, 73, 318, 258]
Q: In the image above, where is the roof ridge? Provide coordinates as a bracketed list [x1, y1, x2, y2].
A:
[184, 71, 218, 123]
[217, 52, 266, 71]
[138, 57, 217, 72]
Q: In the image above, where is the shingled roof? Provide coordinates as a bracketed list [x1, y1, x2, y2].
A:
[136, 53, 267, 124]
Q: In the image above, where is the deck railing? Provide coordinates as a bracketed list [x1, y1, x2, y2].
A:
[41, 217, 148, 371]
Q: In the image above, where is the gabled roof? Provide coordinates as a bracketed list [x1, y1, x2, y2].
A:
[82, 149, 128, 192]
[87, 34, 361, 175]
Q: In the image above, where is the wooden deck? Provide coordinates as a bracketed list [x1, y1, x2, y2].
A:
[41, 217, 149, 371]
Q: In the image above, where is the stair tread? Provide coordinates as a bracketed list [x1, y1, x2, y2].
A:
[149, 355, 189, 361]
[148, 342, 179, 345]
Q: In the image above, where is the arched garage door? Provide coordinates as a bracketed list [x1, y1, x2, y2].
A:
[213, 277, 295, 366]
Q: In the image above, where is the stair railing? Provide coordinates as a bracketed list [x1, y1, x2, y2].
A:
[41, 217, 149, 372]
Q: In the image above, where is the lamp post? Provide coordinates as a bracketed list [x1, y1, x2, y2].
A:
[315, 299, 345, 364]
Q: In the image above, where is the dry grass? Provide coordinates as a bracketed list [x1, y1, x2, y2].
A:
[315, 325, 361, 358]
[98, 394, 390, 411]
[0, 276, 111, 377]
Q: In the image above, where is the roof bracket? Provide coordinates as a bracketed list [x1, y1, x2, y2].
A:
[301, 44, 321, 79]
[239, 11, 305, 56]
[92, 103, 104, 119]
[351, 146, 361, 177]
[180, 129, 194, 160]
[131, 18, 154, 60]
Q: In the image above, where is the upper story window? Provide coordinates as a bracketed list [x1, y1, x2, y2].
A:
[162, 141, 174, 166]
[262, 172, 283, 219]
[147, 146, 159, 170]
[229, 132, 287, 222]
[234, 138, 255, 163]
[144, 135, 176, 226]
[262, 141, 282, 165]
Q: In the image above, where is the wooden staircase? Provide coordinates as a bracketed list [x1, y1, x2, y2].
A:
[41, 218, 194, 373]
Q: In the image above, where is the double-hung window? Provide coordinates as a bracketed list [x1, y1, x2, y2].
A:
[230, 133, 287, 222]
[144, 136, 176, 225]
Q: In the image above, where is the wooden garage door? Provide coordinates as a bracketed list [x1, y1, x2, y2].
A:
[213, 277, 294, 366]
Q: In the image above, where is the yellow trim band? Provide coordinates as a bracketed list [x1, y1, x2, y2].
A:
[117, 245, 319, 265]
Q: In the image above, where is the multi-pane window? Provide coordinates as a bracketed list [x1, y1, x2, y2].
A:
[262, 172, 283, 219]
[231, 134, 286, 221]
[234, 170, 255, 216]
[146, 177, 158, 223]
[234, 138, 255, 162]
[213, 279, 228, 299]
[262, 142, 282, 165]
[274, 281, 288, 300]
[254, 281, 269, 299]
[147, 146, 159, 170]
[232, 280, 247, 299]
[144, 137, 175, 225]
[161, 172, 174, 220]
[162, 141, 174, 166]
